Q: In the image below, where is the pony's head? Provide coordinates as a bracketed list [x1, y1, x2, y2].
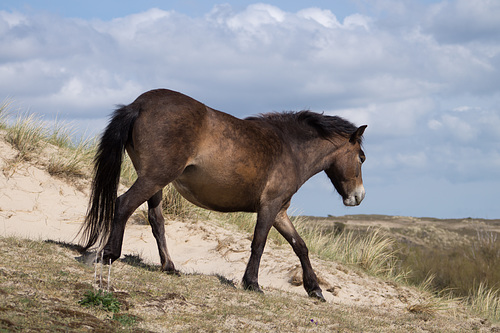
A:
[325, 125, 367, 206]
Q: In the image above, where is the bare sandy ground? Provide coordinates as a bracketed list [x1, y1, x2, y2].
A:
[0, 137, 430, 313]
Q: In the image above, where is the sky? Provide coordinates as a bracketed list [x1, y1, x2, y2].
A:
[1, 0, 499, 219]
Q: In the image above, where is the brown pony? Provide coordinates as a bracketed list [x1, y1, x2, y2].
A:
[79, 89, 366, 301]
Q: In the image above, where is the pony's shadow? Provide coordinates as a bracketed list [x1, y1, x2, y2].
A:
[44, 239, 85, 252]
[44, 240, 236, 288]
[43, 240, 97, 266]
[120, 254, 161, 272]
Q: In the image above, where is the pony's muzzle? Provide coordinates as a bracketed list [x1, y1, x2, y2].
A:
[343, 185, 365, 206]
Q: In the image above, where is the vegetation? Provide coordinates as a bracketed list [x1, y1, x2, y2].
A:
[0, 237, 491, 332]
[304, 215, 500, 322]
[0, 103, 499, 329]
[79, 289, 121, 313]
[0, 102, 93, 181]
[398, 230, 500, 296]
[397, 228, 500, 321]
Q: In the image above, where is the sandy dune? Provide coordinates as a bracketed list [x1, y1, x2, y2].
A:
[0, 136, 426, 312]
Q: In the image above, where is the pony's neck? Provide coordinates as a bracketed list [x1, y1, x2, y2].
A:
[289, 135, 344, 186]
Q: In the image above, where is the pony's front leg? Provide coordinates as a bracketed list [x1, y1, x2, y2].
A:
[273, 208, 325, 301]
[242, 204, 279, 293]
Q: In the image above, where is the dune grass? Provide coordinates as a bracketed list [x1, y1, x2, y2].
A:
[5, 112, 48, 160]
[1, 104, 94, 180]
[467, 282, 500, 321]
[0, 100, 9, 129]
[396, 229, 500, 322]
[46, 136, 95, 179]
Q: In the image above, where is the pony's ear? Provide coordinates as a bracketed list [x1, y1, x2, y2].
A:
[350, 125, 367, 143]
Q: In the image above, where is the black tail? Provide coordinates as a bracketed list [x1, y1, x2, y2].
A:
[79, 104, 140, 251]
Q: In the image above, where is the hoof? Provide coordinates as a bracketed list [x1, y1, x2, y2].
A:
[101, 252, 119, 264]
[308, 289, 326, 302]
[162, 262, 180, 275]
[100, 247, 120, 264]
[165, 269, 181, 276]
[244, 283, 264, 294]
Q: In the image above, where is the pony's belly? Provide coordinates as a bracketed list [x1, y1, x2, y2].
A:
[171, 178, 257, 213]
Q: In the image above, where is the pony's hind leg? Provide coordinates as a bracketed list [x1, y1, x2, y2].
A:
[102, 177, 162, 263]
[147, 189, 177, 273]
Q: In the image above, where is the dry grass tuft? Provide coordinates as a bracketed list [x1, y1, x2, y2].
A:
[46, 137, 94, 180]
[0, 100, 10, 129]
[292, 223, 407, 281]
[1, 106, 95, 183]
[467, 282, 500, 322]
[5, 112, 48, 160]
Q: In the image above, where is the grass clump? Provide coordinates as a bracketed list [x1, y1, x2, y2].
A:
[79, 289, 121, 313]
[286, 221, 406, 280]
[47, 136, 94, 179]
[467, 282, 500, 321]
[209, 211, 405, 281]
[386, 224, 500, 323]
[5, 112, 48, 160]
[0, 100, 10, 129]
[162, 183, 201, 219]
[1, 104, 94, 180]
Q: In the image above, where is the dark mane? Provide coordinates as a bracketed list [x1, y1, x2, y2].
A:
[246, 110, 360, 142]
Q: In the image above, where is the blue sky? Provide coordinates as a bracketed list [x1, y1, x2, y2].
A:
[1, 0, 499, 218]
[2, 0, 361, 20]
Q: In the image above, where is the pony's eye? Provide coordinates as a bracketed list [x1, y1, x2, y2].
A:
[360, 154, 366, 163]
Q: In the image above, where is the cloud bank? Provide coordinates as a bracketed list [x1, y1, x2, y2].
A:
[1, 1, 499, 218]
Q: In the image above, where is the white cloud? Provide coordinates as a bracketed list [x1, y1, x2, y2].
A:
[226, 3, 286, 29]
[0, 10, 27, 28]
[441, 114, 479, 142]
[343, 13, 371, 31]
[396, 151, 428, 169]
[97, 8, 173, 42]
[297, 8, 339, 28]
[427, 119, 442, 130]
[332, 97, 435, 137]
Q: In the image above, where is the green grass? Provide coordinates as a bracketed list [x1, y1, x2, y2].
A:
[79, 289, 121, 313]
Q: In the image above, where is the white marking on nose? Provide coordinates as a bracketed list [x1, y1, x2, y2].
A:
[343, 185, 365, 206]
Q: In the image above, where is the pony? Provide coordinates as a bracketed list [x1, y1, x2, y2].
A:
[79, 89, 366, 301]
